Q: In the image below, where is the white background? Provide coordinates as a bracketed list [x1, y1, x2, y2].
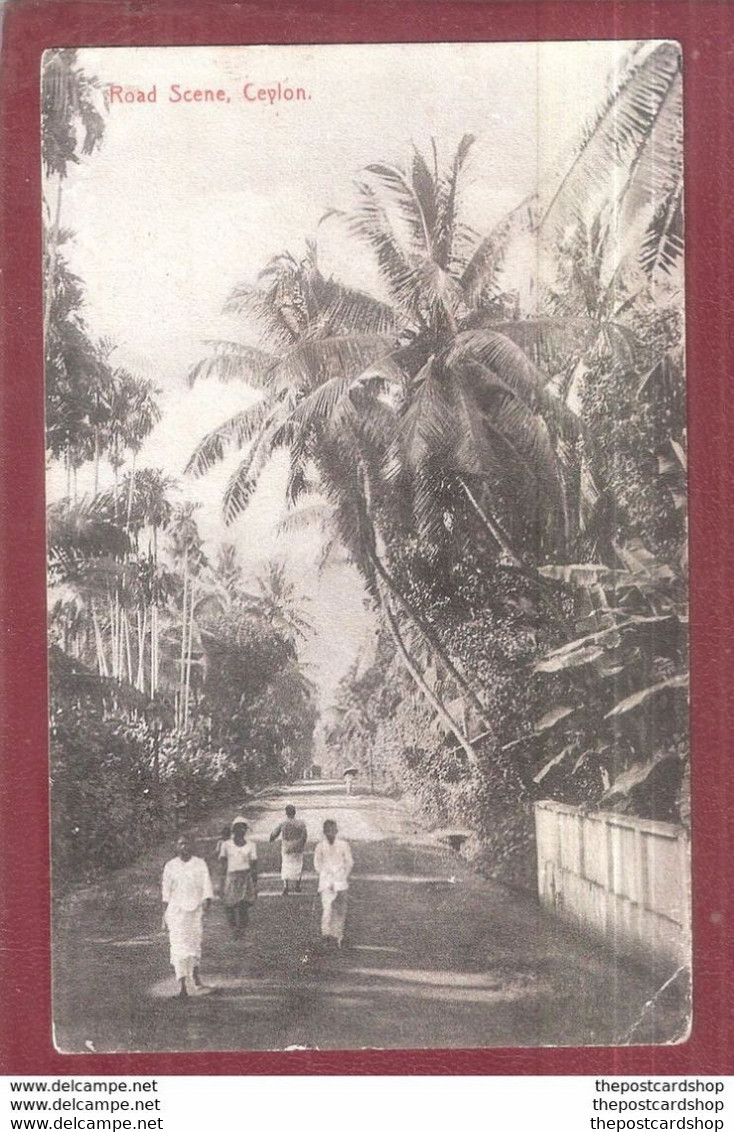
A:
[3, 1076, 730, 1132]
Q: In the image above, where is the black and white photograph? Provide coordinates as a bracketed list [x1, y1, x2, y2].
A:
[44, 41, 690, 1053]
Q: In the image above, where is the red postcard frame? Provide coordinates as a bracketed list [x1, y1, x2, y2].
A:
[1, 0, 732, 1077]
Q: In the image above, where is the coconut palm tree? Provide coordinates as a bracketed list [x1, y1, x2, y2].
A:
[186, 242, 400, 523]
[345, 36, 683, 560]
[246, 561, 313, 642]
[187, 249, 487, 759]
[341, 136, 586, 567]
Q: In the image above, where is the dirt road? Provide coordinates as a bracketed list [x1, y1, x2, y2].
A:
[53, 781, 686, 1052]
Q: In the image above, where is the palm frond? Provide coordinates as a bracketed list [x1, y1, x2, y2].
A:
[348, 181, 423, 316]
[614, 69, 682, 237]
[308, 274, 401, 336]
[415, 257, 464, 320]
[364, 161, 433, 257]
[389, 360, 453, 478]
[187, 341, 277, 388]
[411, 148, 439, 246]
[537, 41, 682, 243]
[443, 329, 548, 408]
[284, 453, 313, 507]
[271, 333, 396, 391]
[223, 284, 299, 350]
[435, 133, 475, 271]
[286, 373, 357, 433]
[459, 314, 638, 374]
[448, 380, 502, 480]
[460, 195, 537, 306]
[184, 397, 275, 477]
[639, 183, 684, 279]
[276, 502, 334, 539]
[486, 391, 565, 514]
[222, 416, 289, 524]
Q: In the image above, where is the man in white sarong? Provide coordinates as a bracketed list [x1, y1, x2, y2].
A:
[161, 835, 213, 998]
[313, 819, 353, 948]
[269, 804, 308, 895]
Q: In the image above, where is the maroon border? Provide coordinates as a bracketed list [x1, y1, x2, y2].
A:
[1, 0, 732, 1077]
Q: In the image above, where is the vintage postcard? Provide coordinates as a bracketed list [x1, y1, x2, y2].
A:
[44, 41, 689, 1052]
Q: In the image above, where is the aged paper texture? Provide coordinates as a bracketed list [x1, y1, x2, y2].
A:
[44, 42, 689, 1052]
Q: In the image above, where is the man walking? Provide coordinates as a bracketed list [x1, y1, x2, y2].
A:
[161, 835, 213, 999]
[313, 819, 353, 947]
[269, 804, 308, 894]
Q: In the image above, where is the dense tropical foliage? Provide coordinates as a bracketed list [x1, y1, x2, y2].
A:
[45, 42, 687, 889]
[188, 41, 687, 884]
[44, 53, 317, 881]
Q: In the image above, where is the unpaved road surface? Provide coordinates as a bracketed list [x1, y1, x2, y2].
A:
[53, 782, 687, 1051]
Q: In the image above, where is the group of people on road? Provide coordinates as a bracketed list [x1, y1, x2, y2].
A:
[160, 805, 354, 998]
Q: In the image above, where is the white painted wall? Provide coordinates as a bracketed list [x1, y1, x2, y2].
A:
[534, 800, 691, 973]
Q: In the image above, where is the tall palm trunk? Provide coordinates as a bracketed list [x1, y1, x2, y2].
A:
[93, 429, 100, 496]
[458, 477, 522, 567]
[150, 527, 159, 698]
[91, 604, 108, 677]
[177, 560, 189, 729]
[379, 587, 477, 767]
[136, 606, 147, 693]
[122, 610, 133, 683]
[183, 585, 195, 730]
[112, 462, 120, 524]
[126, 452, 137, 531]
[108, 593, 118, 679]
[150, 603, 158, 697]
[353, 453, 494, 733]
[365, 540, 494, 734]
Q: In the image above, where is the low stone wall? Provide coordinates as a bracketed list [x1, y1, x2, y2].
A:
[534, 800, 691, 973]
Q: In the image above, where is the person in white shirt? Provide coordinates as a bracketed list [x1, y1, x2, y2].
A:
[218, 816, 258, 936]
[313, 819, 353, 948]
[161, 835, 213, 998]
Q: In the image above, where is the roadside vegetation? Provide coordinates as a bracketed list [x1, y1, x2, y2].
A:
[45, 44, 686, 889]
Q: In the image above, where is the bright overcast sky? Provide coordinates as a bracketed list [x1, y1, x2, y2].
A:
[49, 41, 635, 704]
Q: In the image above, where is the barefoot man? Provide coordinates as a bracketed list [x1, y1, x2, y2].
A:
[269, 804, 308, 895]
[314, 819, 353, 947]
[161, 834, 213, 998]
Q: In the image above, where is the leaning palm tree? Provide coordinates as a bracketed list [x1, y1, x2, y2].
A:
[186, 242, 401, 523]
[187, 249, 487, 760]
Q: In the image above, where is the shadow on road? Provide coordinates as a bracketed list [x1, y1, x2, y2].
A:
[53, 786, 689, 1052]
